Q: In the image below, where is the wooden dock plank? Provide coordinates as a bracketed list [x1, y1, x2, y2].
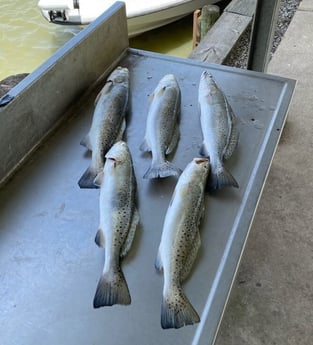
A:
[189, 12, 251, 64]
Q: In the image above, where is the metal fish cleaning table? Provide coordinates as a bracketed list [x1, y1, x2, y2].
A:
[0, 3, 296, 345]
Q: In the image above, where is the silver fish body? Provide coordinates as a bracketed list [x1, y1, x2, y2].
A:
[93, 141, 139, 308]
[155, 158, 210, 329]
[140, 74, 181, 179]
[198, 70, 239, 189]
[78, 66, 129, 188]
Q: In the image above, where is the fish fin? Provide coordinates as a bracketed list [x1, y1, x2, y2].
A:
[95, 228, 105, 248]
[224, 126, 239, 160]
[116, 118, 126, 142]
[223, 96, 239, 160]
[94, 92, 101, 105]
[143, 161, 181, 179]
[148, 92, 155, 104]
[80, 133, 92, 151]
[93, 171, 104, 187]
[120, 207, 139, 258]
[173, 86, 181, 122]
[181, 230, 201, 282]
[139, 138, 151, 152]
[208, 165, 239, 190]
[93, 269, 131, 307]
[78, 166, 99, 189]
[165, 124, 180, 155]
[224, 94, 237, 121]
[94, 81, 113, 105]
[161, 285, 200, 329]
[168, 189, 177, 207]
[154, 249, 163, 273]
[199, 142, 209, 157]
[200, 200, 206, 222]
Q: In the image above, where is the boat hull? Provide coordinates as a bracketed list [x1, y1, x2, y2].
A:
[38, 0, 219, 36]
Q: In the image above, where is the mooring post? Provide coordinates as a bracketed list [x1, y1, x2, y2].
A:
[248, 0, 281, 72]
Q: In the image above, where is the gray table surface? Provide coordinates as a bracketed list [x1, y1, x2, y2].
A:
[0, 49, 295, 345]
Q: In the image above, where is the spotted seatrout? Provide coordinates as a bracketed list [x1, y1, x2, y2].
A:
[78, 66, 129, 188]
[155, 158, 210, 329]
[198, 70, 239, 190]
[93, 141, 139, 308]
[140, 74, 181, 179]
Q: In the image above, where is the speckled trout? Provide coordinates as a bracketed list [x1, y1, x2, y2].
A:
[78, 66, 129, 188]
[198, 71, 239, 189]
[140, 74, 181, 179]
[93, 141, 139, 308]
[155, 158, 210, 329]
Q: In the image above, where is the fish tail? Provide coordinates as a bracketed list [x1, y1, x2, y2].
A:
[161, 285, 200, 329]
[78, 166, 99, 189]
[93, 269, 131, 308]
[143, 161, 181, 179]
[208, 164, 239, 190]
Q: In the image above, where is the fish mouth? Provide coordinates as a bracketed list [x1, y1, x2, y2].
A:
[202, 70, 212, 76]
[201, 70, 214, 81]
[194, 158, 209, 164]
[107, 157, 121, 167]
[110, 67, 129, 83]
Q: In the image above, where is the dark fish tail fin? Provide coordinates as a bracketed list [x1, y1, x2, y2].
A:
[93, 269, 131, 308]
[143, 161, 181, 179]
[161, 285, 200, 329]
[208, 165, 238, 190]
[78, 166, 99, 189]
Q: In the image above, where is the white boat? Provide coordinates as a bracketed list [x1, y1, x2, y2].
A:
[38, 0, 220, 37]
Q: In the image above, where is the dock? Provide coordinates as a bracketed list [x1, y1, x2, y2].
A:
[190, 0, 256, 64]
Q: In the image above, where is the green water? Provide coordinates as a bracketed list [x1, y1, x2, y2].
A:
[0, 0, 193, 81]
[0, 0, 81, 80]
[130, 15, 194, 57]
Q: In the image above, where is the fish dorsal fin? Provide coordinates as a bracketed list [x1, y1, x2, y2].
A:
[116, 118, 126, 142]
[120, 207, 139, 258]
[94, 81, 113, 105]
[166, 123, 179, 155]
[169, 189, 177, 208]
[223, 99, 239, 160]
[224, 94, 237, 121]
[180, 229, 201, 282]
[180, 189, 204, 281]
[224, 126, 239, 160]
[93, 171, 104, 187]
